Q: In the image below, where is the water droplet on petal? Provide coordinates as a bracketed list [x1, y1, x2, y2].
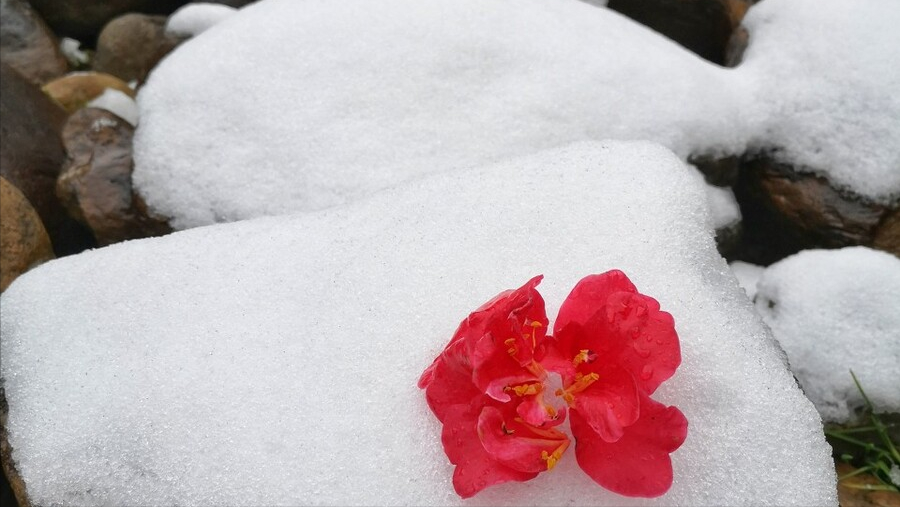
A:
[640, 365, 653, 380]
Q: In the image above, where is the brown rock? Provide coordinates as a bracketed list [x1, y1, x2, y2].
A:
[733, 155, 898, 264]
[0, 63, 95, 256]
[93, 14, 185, 84]
[0, 178, 54, 292]
[606, 0, 754, 65]
[57, 108, 172, 245]
[41, 71, 135, 114]
[27, 0, 189, 44]
[1, 387, 31, 507]
[0, 0, 68, 85]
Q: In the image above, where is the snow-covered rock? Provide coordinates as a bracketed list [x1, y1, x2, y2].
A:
[86, 88, 139, 126]
[133, 0, 900, 229]
[165, 3, 238, 38]
[755, 247, 900, 423]
[1, 142, 836, 505]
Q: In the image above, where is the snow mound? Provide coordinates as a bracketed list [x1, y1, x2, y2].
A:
[134, 0, 743, 229]
[133, 0, 900, 229]
[755, 247, 900, 423]
[1, 142, 836, 506]
[87, 88, 139, 126]
[737, 0, 900, 204]
[165, 3, 238, 37]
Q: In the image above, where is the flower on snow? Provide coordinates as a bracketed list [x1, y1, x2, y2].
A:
[418, 271, 688, 498]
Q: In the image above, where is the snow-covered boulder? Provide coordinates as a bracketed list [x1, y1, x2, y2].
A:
[133, 0, 900, 229]
[755, 247, 900, 423]
[1, 142, 836, 505]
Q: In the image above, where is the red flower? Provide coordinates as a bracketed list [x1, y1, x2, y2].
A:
[420, 271, 688, 499]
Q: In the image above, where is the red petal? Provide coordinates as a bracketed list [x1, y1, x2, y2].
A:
[571, 363, 640, 442]
[477, 405, 569, 473]
[441, 403, 538, 498]
[422, 340, 481, 422]
[554, 270, 636, 336]
[570, 393, 688, 498]
[555, 271, 681, 395]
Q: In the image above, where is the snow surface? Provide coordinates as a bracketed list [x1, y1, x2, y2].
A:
[687, 166, 741, 230]
[0, 142, 836, 506]
[165, 3, 237, 37]
[87, 88, 139, 126]
[59, 37, 89, 67]
[755, 247, 900, 423]
[133, 0, 900, 230]
[729, 261, 764, 301]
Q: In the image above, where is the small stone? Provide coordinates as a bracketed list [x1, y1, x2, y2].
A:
[734, 155, 897, 264]
[93, 14, 184, 84]
[42, 71, 135, 114]
[0, 63, 95, 256]
[0, 178, 54, 292]
[57, 108, 172, 245]
[0, 0, 68, 84]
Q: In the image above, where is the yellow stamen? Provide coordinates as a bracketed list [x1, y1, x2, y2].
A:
[573, 349, 591, 366]
[504, 338, 517, 356]
[541, 440, 570, 471]
[505, 382, 541, 397]
[556, 372, 600, 406]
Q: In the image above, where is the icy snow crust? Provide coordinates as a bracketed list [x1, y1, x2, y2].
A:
[133, 0, 900, 230]
[755, 247, 900, 423]
[2, 142, 836, 505]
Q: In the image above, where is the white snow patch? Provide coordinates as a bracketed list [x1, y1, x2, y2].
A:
[87, 88, 139, 127]
[59, 37, 89, 66]
[133, 0, 900, 229]
[729, 261, 764, 301]
[890, 464, 900, 487]
[755, 247, 900, 423]
[1, 142, 836, 506]
[165, 3, 238, 37]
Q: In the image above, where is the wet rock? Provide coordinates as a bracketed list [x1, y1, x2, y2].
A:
[1, 178, 54, 293]
[27, 0, 189, 44]
[57, 108, 172, 245]
[0, 0, 68, 85]
[689, 153, 741, 186]
[605, 0, 753, 65]
[0, 63, 95, 256]
[93, 14, 184, 84]
[734, 155, 898, 264]
[42, 71, 135, 114]
[725, 25, 749, 67]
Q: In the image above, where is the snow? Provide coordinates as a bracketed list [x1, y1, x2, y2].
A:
[133, 0, 900, 230]
[755, 247, 900, 423]
[0, 142, 837, 506]
[737, 0, 900, 204]
[891, 464, 900, 488]
[134, 0, 744, 229]
[687, 166, 741, 230]
[729, 261, 764, 301]
[59, 37, 89, 67]
[165, 3, 238, 38]
[86, 88, 139, 126]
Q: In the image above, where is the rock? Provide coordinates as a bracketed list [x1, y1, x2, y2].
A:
[0, 0, 68, 85]
[689, 153, 741, 186]
[41, 71, 135, 114]
[27, 0, 189, 44]
[733, 155, 898, 264]
[0, 64, 95, 256]
[57, 108, 172, 245]
[0, 178, 54, 293]
[605, 0, 753, 65]
[93, 14, 184, 84]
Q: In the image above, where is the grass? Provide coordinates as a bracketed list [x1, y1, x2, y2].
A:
[824, 371, 900, 493]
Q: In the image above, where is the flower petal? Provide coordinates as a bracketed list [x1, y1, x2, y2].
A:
[571, 363, 640, 442]
[421, 340, 481, 422]
[441, 403, 537, 498]
[570, 393, 688, 498]
[554, 270, 636, 336]
[477, 405, 569, 473]
[555, 271, 681, 395]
